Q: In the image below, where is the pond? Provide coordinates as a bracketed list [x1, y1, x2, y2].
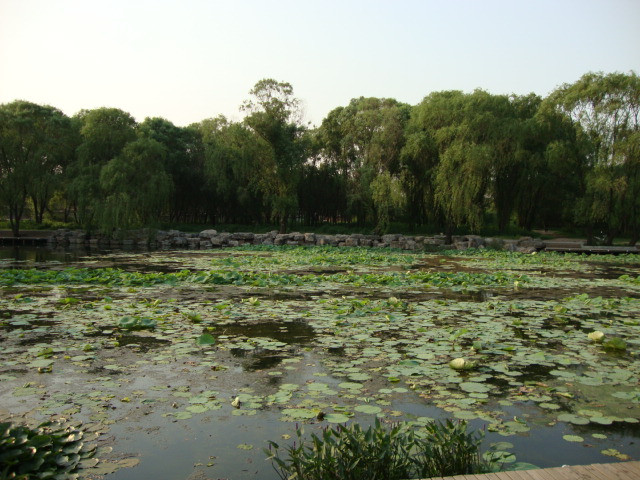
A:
[1, 246, 639, 479]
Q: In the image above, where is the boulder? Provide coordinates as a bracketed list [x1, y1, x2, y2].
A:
[344, 237, 359, 247]
[466, 235, 485, 248]
[199, 229, 218, 239]
[382, 234, 400, 243]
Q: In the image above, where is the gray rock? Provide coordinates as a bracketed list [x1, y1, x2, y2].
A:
[454, 241, 469, 250]
[199, 229, 218, 239]
[382, 234, 400, 243]
[404, 240, 417, 250]
[173, 237, 188, 247]
[467, 235, 485, 248]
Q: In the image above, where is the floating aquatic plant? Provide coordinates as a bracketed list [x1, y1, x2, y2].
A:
[449, 358, 475, 371]
[603, 337, 627, 351]
[0, 419, 96, 480]
[117, 316, 156, 330]
[587, 331, 605, 342]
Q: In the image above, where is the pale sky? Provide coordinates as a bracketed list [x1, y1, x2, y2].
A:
[1, 0, 638, 127]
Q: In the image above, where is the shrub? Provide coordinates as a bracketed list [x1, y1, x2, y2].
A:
[265, 418, 496, 480]
[412, 419, 488, 477]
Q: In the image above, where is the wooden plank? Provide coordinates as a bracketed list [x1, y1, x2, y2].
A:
[499, 469, 539, 480]
[590, 463, 628, 480]
[512, 468, 549, 480]
[618, 461, 640, 477]
[435, 461, 640, 480]
[536, 466, 578, 480]
[566, 464, 599, 480]
[615, 460, 640, 477]
[475, 474, 504, 480]
[587, 462, 636, 480]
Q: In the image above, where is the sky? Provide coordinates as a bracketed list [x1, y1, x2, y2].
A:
[1, 0, 638, 127]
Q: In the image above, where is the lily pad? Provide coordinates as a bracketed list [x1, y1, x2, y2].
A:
[325, 413, 350, 423]
[196, 333, 216, 345]
[459, 382, 490, 393]
[354, 405, 382, 415]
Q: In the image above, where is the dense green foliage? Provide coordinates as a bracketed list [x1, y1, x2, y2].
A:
[0, 263, 526, 288]
[266, 419, 495, 480]
[0, 420, 95, 480]
[1, 72, 638, 243]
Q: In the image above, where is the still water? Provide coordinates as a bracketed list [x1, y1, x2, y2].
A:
[0, 246, 638, 479]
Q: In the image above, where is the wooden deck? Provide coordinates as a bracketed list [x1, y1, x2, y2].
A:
[431, 461, 640, 480]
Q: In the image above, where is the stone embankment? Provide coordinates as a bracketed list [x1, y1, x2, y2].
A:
[47, 229, 560, 253]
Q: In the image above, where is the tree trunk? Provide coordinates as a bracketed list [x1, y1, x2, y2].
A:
[9, 204, 22, 237]
[605, 229, 617, 246]
[35, 196, 46, 224]
[585, 225, 595, 246]
[279, 214, 288, 234]
[445, 224, 453, 245]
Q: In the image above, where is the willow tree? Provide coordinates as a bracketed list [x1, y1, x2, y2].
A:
[69, 108, 137, 228]
[139, 117, 205, 223]
[408, 91, 497, 240]
[434, 142, 492, 242]
[398, 128, 439, 227]
[198, 116, 270, 224]
[0, 101, 75, 236]
[547, 71, 640, 244]
[513, 100, 585, 231]
[98, 137, 173, 232]
[242, 79, 308, 233]
[317, 97, 410, 226]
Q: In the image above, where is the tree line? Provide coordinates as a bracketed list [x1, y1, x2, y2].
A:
[0, 72, 638, 244]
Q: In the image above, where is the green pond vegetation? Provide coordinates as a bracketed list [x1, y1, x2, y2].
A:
[0, 246, 639, 478]
[266, 418, 498, 480]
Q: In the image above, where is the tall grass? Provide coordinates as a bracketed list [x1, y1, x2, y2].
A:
[265, 419, 498, 480]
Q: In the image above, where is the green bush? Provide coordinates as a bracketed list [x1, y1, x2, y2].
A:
[265, 419, 497, 480]
[0, 419, 95, 480]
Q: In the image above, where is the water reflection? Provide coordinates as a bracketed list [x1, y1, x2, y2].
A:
[0, 246, 97, 264]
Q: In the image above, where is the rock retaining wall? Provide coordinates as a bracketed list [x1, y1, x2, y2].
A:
[47, 229, 551, 253]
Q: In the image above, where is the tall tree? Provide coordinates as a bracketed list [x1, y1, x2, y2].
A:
[139, 117, 205, 223]
[513, 101, 585, 231]
[398, 129, 439, 227]
[0, 100, 74, 235]
[317, 97, 410, 226]
[242, 79, 308, 233]
[98, 137, 173, 231]
[547, 71, 640, 243]
[199, 116, 270, 224]
[69, 108, 137, 228]
[409, 91, 495, 240]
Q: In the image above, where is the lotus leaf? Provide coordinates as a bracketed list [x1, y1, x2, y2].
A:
[603, 337, 626, 351]
[459, 382, 490, 393]
[354, 405, 382, 415]
[325, 413, 351, 423]
[196, 334, 216, 345]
